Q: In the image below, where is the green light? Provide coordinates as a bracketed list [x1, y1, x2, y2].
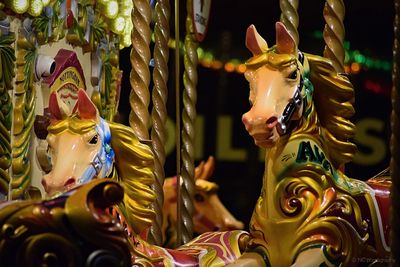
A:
[312, 30, 323, 39]
[365, 58, 373, 68]
[344, 41, 350, 50]
[354, 54, 365, 64]
[197, 47, 204, 58]
[204, 52, 213, 61]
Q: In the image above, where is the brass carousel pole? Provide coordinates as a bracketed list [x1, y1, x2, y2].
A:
[150, 0, 171, 246]
[179, 0, 198, 244]
[279, 0, 299, 46]
[129, 0, 163, 243]
[323, 0, 346, 72]
[129, 0, 152, 141]
[391, 0, 400, 263]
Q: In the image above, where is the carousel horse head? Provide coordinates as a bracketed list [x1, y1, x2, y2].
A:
[242, 22, 356, 167]
[241, 22, 305, 148]
[42, 90, 114, 195]
[42, 89, 156, 234]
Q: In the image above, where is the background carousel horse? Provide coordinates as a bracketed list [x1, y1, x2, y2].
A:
[42, 88, 247, 266]
[230, 22, 391, 267]
[163, 156, 244, 247]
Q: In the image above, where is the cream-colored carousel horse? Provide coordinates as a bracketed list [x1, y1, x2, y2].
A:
[230, 22, 391, 267]
[42, 86, 247, 266]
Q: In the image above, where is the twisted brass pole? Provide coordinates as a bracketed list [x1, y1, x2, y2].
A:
[323, 0, 345, 72]
[149, 0, 171, 246]
[129, 0, 152, 141]
[179, 0, 197, 244]
[279, 0, 299, 46]
[391, 0, 400, 262]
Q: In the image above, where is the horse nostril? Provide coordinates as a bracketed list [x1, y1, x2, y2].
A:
[242, 114, 250, 126]
[64, 178, 76, 188]
[266, 116, 278, 128]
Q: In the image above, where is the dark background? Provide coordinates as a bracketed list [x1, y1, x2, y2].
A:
[119, 1, 394, 227]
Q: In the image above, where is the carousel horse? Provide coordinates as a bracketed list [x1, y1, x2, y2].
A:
[230, 22, 391, 267]
[162, 156, 244, 247]
[42, 88, 247, 266]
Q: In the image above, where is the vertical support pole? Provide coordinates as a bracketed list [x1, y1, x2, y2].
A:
[323, 0, 346, 72]
[175, 0, 182, 246]
[391, 0, 400, 263]
[179, 0, 198, 245]
[149, 0, 171, 246]
[129, 0, 152, 141]
[279, 0, 299, 46]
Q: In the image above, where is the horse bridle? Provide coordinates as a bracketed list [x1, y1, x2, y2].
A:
[79, 118, 115, 185]
[277, 51, 305, 135]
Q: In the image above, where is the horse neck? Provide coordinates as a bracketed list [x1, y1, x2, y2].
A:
[262, 98, 320, 214]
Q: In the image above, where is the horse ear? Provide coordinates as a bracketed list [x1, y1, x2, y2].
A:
[246, 24, 269, 56]
[194, 161, 205, 181]
[77, 89, 98, 119]
[49, 92, 70, 120]
[201, 156, 215, 181]
[275, 22, 296, 55]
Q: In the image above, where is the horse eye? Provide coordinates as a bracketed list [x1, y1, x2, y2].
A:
[194, 193, 205, 202]
[288, 70, 298, 80]
[89, 134, 99, 144]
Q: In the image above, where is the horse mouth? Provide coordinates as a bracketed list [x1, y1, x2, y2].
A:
[251, 132, 278, 147]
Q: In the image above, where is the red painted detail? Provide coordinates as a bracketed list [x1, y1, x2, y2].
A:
[367, 177, 391, 245]
[77, 89, 97, 119]
[49, 92, 62, 121]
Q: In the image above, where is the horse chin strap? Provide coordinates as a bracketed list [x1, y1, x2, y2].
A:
[78, 118, 115, 185]
[277, 51, 305, 135]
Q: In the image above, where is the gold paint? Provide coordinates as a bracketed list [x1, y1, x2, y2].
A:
[0, 32, 15, 196]
[50, 67, 85, 92]
[10, 29, 36, 199]
[108, 121, 156, 234]
[129, 0, 152, 140]
[323, 0, 346, 72]
[279, 0, 299, 46]
[242, 41, 388, 265]
[148, 0, 171, 245]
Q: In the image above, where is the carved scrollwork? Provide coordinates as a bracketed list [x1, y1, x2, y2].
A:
[275, 168, 369, 265]
[0, 179, 131, 267]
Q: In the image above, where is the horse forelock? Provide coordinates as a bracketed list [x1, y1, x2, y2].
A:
[245, 47, 297, 71]
[195, 179, 219, 194]
[47, 116, 97, 135]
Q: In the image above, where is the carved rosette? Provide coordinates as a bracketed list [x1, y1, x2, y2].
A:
[0, 179, 131, 267]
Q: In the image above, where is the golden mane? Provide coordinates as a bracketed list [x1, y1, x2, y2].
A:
[49, 118, 156, 234]
[108, 122, 156, 234]
[306, 53, 357, 168]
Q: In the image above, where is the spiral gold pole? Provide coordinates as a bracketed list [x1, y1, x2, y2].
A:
[179, 0, 197, 245]
[129, 0, 152, 141]
[279, 0, 299, 46]
[391, 0, 400, 263]
[149, 0, 171, 246]
[323, 0, 345, 72]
